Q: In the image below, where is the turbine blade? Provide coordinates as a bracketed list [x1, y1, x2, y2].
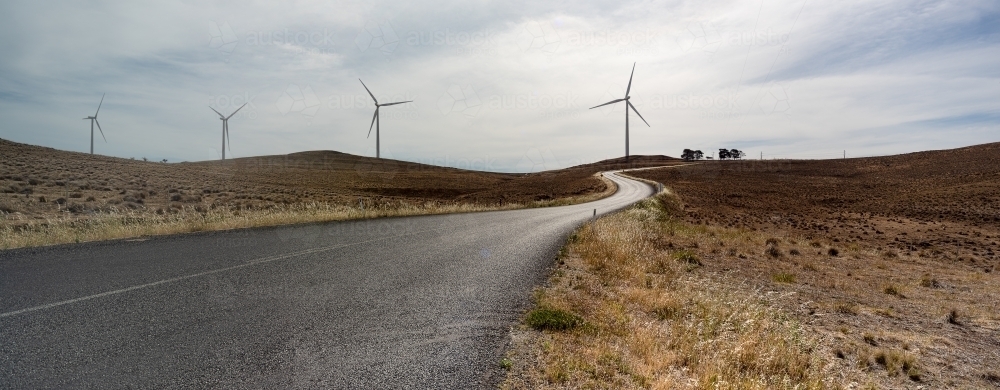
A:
[367, 108, 378, 138]
[95, 93, 105, 117]
[359, 79, 378, 105]
[589, 98, 624, 109]
[209, 106, 225, 119]
[628, 101, 650, 127]
[380, 100, 412, 106]
[95, 119, 107, 142]
[226, 102, 247, 119]
[626, 63, 635, 96]
[226, 125, 232, 154]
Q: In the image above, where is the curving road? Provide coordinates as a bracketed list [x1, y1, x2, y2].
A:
[0, 171, 654, 389]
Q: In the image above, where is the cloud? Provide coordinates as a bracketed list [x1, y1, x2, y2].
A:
[0, 0, 998, 170]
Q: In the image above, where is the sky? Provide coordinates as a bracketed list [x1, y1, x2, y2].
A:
[0, 0, 998, 172]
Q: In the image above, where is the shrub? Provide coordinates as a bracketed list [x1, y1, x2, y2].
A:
[828, 248, 839, 256]
[673, 250, 701, 266]
[834, 302, 858, 315]
[919, 274, 940, 288]
[652, 302, 682, 320]
[772, 272, 796, 283]
[525, 308, 583, 331]
[947, 309, 960, 325]
[766, 246, 782, 258]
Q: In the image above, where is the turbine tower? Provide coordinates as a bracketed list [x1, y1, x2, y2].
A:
[589, 62, 650, 162]
[209, 103, 246, 160]
[83, 94, 107, 154]
[360, 79, 412, 159]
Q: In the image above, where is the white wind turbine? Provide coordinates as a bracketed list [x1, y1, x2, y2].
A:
[589, 62, 650, 162]
[360, 79, 412, 159]
[83, 94, 107, 154]
[209, 103, 246, 160]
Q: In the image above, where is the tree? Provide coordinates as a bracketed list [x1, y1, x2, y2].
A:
[718, 148, 731, 160]
[729, 149, 745, 160]
[682, 149, 706, 161]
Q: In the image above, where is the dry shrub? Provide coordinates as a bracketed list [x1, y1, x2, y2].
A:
[834, 302, 858, 315]
[947, 309, 961, 325]
[919, 274, 940, 288]
[772, 272, 796, 283]
[873, 349, 920, 381]
[0, 201, 16, 213]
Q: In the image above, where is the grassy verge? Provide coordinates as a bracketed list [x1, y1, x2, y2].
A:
[501, 190, 866, 389]
[0, 173, 617, 250]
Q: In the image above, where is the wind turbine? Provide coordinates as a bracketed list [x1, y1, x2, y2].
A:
[589, 62, 650, 162]
[83, 94, 106, 154]
[360, 79, 412, 159]
[209, 103, 246, 160]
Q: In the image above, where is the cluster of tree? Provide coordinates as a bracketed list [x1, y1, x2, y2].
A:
[681, 149, 704, 160]
[681, 148, 746, 160]
[719, 149, 745, 160]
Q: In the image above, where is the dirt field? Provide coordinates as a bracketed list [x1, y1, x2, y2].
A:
[0, 138, 682, 248]
[624, 145, 1000, 388]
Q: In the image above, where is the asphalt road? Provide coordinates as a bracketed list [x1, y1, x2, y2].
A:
[0, 171, 654, 389]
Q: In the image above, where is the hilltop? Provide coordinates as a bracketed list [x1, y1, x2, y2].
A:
[0, 138, 683, 248]
[0, 138, 681, 218]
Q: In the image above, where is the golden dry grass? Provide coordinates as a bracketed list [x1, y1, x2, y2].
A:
[502, 192, 858, 389]
[1, 176, 617, 249]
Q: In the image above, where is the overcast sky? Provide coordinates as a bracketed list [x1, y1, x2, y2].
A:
[1, 0, 997, 172]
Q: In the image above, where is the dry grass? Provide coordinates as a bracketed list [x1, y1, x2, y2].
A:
[0, 181, 616, 249]
[502, 192, 852, 389]
[0, 138, 679, 222]
[1, 136, 644, 249]
[628, 154, 1000, 388]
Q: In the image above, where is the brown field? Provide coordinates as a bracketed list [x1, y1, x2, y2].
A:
[503, 143, 1000, 389]
[620, 145, 1000, 388]
[0, 138, 682, 248]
